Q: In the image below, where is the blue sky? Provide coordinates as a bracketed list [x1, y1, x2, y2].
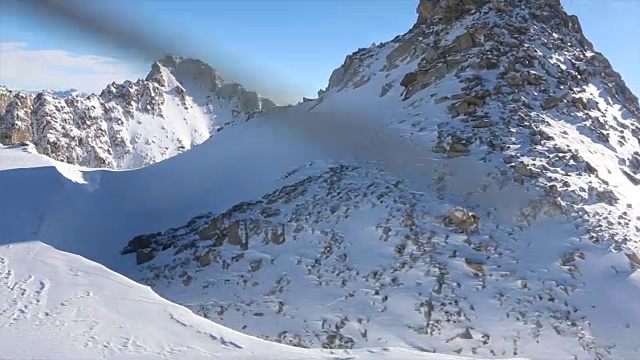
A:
[0, 0, 638, 104]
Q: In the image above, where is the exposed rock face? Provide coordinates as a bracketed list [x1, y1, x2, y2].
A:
[0, 92, 32, 145]
[417, 0, 485, 24]
[0, 56, 276, 168]
[416, 0, 439, 22]
[119, 1, 640, 359]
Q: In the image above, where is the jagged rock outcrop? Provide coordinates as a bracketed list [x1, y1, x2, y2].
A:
[0, 91, 32, 145]
[121, 1, 640, 359]
[0, 56, 277, 168]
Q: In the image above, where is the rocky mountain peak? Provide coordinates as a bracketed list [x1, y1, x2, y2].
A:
[157, 54, 182, 68]
[0, 56, 278, 168]
[319, 0, 640, 277]
[416, 0, 563, 25]
[329, 0, 639, 117]
[144, 62, 167, 87]
[156, 55, 224, 94]
[150, 55, 276, 112]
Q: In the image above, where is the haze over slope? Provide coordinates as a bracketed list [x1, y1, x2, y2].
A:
[1, 0, 640, 359]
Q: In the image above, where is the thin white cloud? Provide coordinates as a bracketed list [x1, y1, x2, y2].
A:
[0, 42, 144, 93]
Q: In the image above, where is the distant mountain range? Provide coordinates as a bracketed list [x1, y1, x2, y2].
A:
[0, 56, 277, 168]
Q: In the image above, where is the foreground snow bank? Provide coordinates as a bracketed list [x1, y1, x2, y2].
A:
[0, 241, 522, 360]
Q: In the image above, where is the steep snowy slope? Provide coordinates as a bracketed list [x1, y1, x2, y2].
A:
[0, 56, 275, 169]
[0, 241, 499, 360]
[1, 0, 640, 359]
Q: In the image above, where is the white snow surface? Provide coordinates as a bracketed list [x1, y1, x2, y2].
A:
[0, 241, 501, 360]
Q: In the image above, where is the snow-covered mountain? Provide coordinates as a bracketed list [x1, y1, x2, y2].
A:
[1, 0, 640, 359]
[0, 55, 276, 168]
